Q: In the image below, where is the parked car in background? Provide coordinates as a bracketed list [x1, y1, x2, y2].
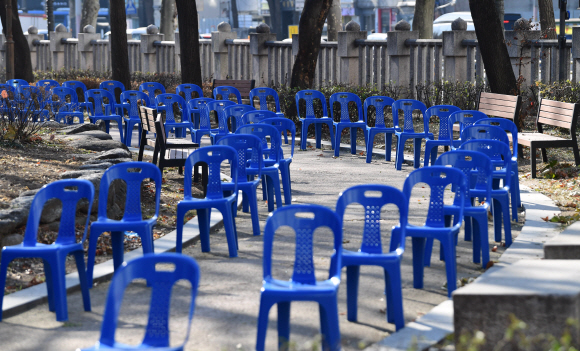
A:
[432, 12, 474, 38]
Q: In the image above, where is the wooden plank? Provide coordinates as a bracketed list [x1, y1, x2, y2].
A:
[538, 110, 574, 123]
[480, 92, 519, 103]
[540, 104, 576, 116]
[541, 99, 576, 110]
[479, 97, 518, 109]
[478, 108, 515, 119]
[538, 117, 573, 128]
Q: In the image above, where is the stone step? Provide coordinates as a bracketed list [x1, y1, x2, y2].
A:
[544, 221, 580, 259]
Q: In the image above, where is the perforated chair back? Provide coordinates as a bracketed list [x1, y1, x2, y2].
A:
[52, 87, 79, 104]
[329, 92, 364, 123]
[426, 105, 461, 141]
[85, 89, 116, 116]
[156, 93, 187, 124]
[448, 110, 488, 137]
[475, 118, 519, 157]
[460, 125, 510, 146]
[295, 90, 329, 118]
[99, 80, 125, 103]
[188, 97, 215, 131]
[364, 96, 395, 128]
[236, 123, 282, 164]
[213, 86, 242, 104]
[224, 104, 256, 131]
[249, 87, 282, 113]
[217, 134, 263, 182]
[261, 117, 296, 158]
[62, 80, 88, 102]
[177, 83, 204, 101]
[392, 99, 428, 133]
[36, 79, 59, 91]
[241, 110, 278, 125]
[139, 82, 166, 106]
[460, 139, 512, 189]
[121, 90, 150, 118]
[184, 145, 238, 200]
[207, 100, 237, 134]
[7, 79, 28, 89]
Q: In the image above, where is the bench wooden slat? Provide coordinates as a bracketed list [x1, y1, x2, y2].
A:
[538, 110, 574, 123]
[538, 117, 574, 129]
[540, 99, 576, 110]
[478, 108, 515, 120]
[212, 79, 255, 98]
[480, 92, 519, 103]
[479, 97, 519, 109]
[539, 104, 575, 117]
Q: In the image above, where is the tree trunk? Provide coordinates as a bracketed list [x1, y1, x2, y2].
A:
[266, 0, 283, 40]
[80, 0, 99, 29]
[160, 0, 175, 36]
[175, 0, 201, 86]
[538, 0, 556, 39]
[109, 0, 130, 89]
[327, 0, 342, 41]
[231, 0, 238, 28]
[290, 0, 332, 89]
[494, 0, 504, 38]
[46, 0, 54, 33]
[469, 0, 517, 95]
[0, 0, 34, 82]
[413, 0, 435, 39]
[138, 0, 155, 27]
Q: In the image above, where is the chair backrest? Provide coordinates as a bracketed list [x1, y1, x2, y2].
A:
[156, 93, 187, 124]
[85, 89, 116, 116]
[535, 98, 580, 138]
[0, 84, 15, 100]
[249, 87, 282, 113]
[188, 97, 214, 131]
[364, 96, 395, 128]
[475, 118, 519, 158]
[392, 99, 428, 133]
[99, 80, 125, 103]
[236, 123, 282, 163]
[139, 82, 166, 106]
[425, 105, 461, 141]
[263, 204, 342, 285]
[207, 100, 237, 134]
[216, 134, 263, 182]
[261, 117, 296, 158]
[477, 92, 521, 123]
[224, 104, 256, 131]
[212, 79, 254, 99]
[295, 89, 329, 119]
[184, 145, 238, 200]
[18, 85, 47, 108]
[139, 105, 157, 133]
[402, 166, 467, 228]
[176, 83, 204, 101]
[98, 253, 200, 348]
[213, 86, 242, 104]
[448, 110, 488, 137]
[36, 79, 60, 91]
[7, 79, 28, 89]
[52, 87, 79, 104]
[460, 139, 512, 189]
[336, 184, 408, 254]
[329, 92, 364, 123]
[460, 125, 510, 146]
[121, 90, 150, 118]
[62, 80, 88, 102]
[241, 110, 278, 125]
[435, 150, 493, 207]
[22, 179, 94, 247]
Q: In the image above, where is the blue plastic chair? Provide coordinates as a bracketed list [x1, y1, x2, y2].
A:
[36, 79, 60, 91]
[364, 96, 395, 163]
[79, 253, 200, 351]
[261, 117, 296, 205]
[241, 110, 278, 125]
[295, 90, 335, 150]
[427, 150, 493, 269]
[87, 162, 162, 286]
[423, 105, 462, 166]
[63, 80, 92, 114]
[52, 87, 84, 124]
[120, 90, 151, 147]
[16, 85, 49, 122]
[85, 89, 125, 143]
[7, 78, 28, 89]
[336, 184, 408, 330]
[0, 84, 15, 113]
[217, 134, 263, 236]
[187, 98, 214, 143]
[207, 99, 237, 143]
[156, 93, 191, 138]
[249, 87, 286, 143]
[399, 166, 467, 297]
[176, 83, 204, 102]
[0, 179, 94, 321]
[99, 80, 126, 114]
[139, 82, 166, 107]
[213, 85, 242, 104]
[330, 92, 367, 157]
[236, 124, 283, 212]
[176, 145, 239, 256]
[224, 104, 256, 132]
[256, 204, 342, 351]
[447, 110, 488, 149]
[392, 99, 430, 170]
[460, 140, 513, 247]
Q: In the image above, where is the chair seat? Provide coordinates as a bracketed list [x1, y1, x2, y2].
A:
[518, 132, 572, 146]
[334, 121, 366, 127]
[91, 217, 157, 229]
[262, 277, 340, 298]
[299, 117, 333, 122]
[81, 342, 184, 350]
[367, 126, 397, 132]
[165, 139, 200, 148]
[341, 249, 401, 265]
[405, 225, 460, 239]
[3, 242, 83, 256]
[395, 131, 434, 138]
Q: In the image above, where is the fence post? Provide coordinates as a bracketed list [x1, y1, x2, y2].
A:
[338, 21, 366, 85]
[387, 20, 417, 88]
[77, 25, 99, 70]
[212, 22, 237, 80]
[24, 26, 43, 71]
[442, 18, 476, 83]
[50, 24, 72, 70]
[141, 25, 164, 73]
[174, 32, 181, 72]
[250, 23, 276, 86]
[505, 19, 541, 88]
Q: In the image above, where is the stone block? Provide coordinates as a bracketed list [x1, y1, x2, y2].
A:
[337, 30, 367, 57]
[573, 27, 580, 59]
[77, 32, 100, 52]
[250, 32, 276, 55]
[212, 31, 237, 53]
[544, 222, 580, 259]
[387, 30, 417, 56]
[49, 30, 72, 52]
[442, 30, 476, 57]
[454, 260, 580, 350]
[140, 33, 164, 54]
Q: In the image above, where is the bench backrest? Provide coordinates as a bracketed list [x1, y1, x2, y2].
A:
[537, 99, 579, 138]
[139, 105, 157, 133]
[212, 79, 255, 99]
[477, 92, 521, 123]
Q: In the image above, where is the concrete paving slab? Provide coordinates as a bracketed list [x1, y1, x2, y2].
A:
[544, 221, 580, 259]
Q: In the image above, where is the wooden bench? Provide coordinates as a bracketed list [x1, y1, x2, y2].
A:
[518, 98, 580, 178]
[212, 79, 255, 101]
[477, 92, 522, 122]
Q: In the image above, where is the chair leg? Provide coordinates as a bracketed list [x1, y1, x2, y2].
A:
[315, 123, 322, 149]
[384, 266, 404, 330]
[0, 255, 12, 321]
[246, 188, 261, 236]
[385, 133, 393, 161]
[139, 227, 155, 254]
[328, 122, 336, 150]
[110, 231, 125, 272]
[395, 135, 407, 171]
[441, 236, 457, 297]
[256, 296, 274, 351]
[73, 251, 91, 312]
[345, 265, 360, 322]
[501, 195, 513, 247]
[319, 299, 341, 351]
[423, 238, 434, 267]
[281, 162, 292, 205]
[350, 127, 357, 155]
[197, 208, 212, 253]
[413, 138, 422, 168]
[43, 259, 55, 312]
[424, 142, 434, 167]
[49, 256, 69, 321]
[531, 146, 537, 178]
[219, 203, 239, 257]
[366, 131, 375, 163]
[334, 126, 342, 157]
[412, 237, 426, 289]
[573, 143, 580, 167]
[541, 147, 548, 163]
[176, 206, 187, 254]
[300, 122, 309, 150]
[86, 229, 102, 287]
[277, 302, 291, 350]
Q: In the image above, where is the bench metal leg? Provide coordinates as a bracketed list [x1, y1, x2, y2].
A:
[541, 148, 548, 163]
[531, 145, 537, 179]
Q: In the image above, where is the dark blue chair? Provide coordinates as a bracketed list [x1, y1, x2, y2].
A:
[176, 145, 239, 256]
[120, 90, 151, 147]
[241, 110, 278, 125]
[447, 110, 488, 149]
[36, 79, 60, 91]
[217, 134, 263, 236]
[207, 99, 237, 143]
[392, 99, 430, 170]
[87, 162, 162, 286]
[79, 253, 200, 351]
[330, 92, 367, 157]
[187, 98, 214, 143]
[364, 96, 395, 163]
[295, 90, 335, 150]
[139, 82, 166, 107]
[224, 104, 256, 132]
[423, 105, 462, 166]
[52, 87, 84, 124]
[0, 179, 94, 321]
[156, 93, 190, 138]
[336, 184, 408, 330]
[399, 166, 467, 297]
[16, 85, 49, 122]
[262, 117, 296, 205]
[85, 89, 125, 143]
[63, 80, 92, 114]
[249, 87, 287, 143]
[99, 80, 126, 115]
[7, 78, 28, 89]
[176, 83, 204, 102]
[213, 85, 242, 104]
[256, 204, 342, 351]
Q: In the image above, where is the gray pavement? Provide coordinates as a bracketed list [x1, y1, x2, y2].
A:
[0, 132, 523, 351]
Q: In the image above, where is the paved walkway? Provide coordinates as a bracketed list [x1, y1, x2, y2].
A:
[0, 136, 527, 351]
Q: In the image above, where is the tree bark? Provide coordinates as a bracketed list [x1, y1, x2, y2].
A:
[266, 0, 283, 40]
[138, 0, 155, 27]
[538, 0, 556, 39]
[80, 0, 99, 29]
[413, 0, 435, 39]
[231, 0, 239, 28]
[494, 0, 504, 38]
[0, 0, 34, 82]
[175, 0, 202, 86]
[160, 0, 175, 36]
[290, 0, 332, 89]
[469, 0, 517, 95]
[109, 0, 130, 89]
[327, 0, 342, 41]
